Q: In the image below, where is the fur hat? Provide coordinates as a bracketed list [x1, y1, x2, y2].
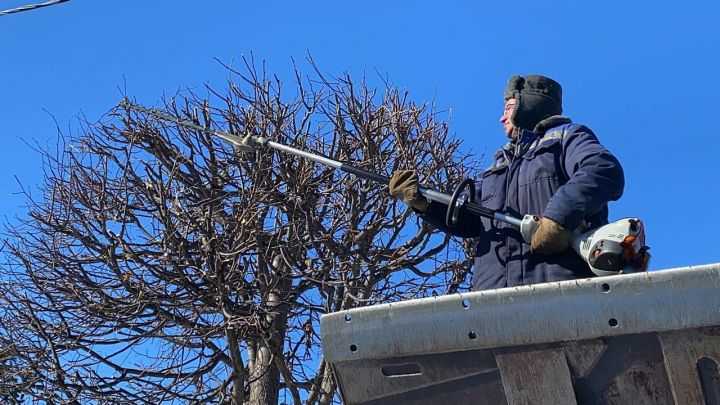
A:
[504, 75, 563, 131]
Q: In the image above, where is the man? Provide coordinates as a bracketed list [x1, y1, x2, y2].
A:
[389, 74, 625, 290]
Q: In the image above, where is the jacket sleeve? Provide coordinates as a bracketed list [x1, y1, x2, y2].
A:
[542, 125, 625, 231]
[417, 180, 484, 238]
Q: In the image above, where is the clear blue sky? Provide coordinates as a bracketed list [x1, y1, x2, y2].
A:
[1, 0, 718, 270]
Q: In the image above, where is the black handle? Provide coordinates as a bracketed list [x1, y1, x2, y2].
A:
[340, 164, 391, 185]
[446, 178, 476, 227]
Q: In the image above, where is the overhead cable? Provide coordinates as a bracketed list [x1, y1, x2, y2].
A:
[0, 0, 70, 17]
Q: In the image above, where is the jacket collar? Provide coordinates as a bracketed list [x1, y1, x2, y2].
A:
[489, 116, 573, 169]
[533, 115, 572, 133]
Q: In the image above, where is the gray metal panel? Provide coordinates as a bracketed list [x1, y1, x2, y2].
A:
[331, 332, 685, 404]
[321, 263, 720, 364]
[496, 347, 577, 405]
[332, 349, 506, 405]
[660, 327, 720, 404]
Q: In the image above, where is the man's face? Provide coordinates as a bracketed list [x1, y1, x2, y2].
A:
[500, 98, 517, 138]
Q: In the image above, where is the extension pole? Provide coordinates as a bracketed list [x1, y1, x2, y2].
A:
[120, 100, 519, 226]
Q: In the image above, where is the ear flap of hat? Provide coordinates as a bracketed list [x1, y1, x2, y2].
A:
[504, 75, 524, 101]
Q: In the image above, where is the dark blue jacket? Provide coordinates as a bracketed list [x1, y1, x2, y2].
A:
[421, 122, 625, 290]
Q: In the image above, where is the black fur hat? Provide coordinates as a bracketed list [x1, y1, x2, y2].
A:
[504, 75, 563, 131]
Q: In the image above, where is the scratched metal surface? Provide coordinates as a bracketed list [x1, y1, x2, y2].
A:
[321, 263, 720, 364]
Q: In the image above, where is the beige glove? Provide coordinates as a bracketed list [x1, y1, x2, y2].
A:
[531, 217, 572, 255]
[388, 170, 430, 212]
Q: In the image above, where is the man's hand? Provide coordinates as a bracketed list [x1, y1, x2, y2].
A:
[531, 217, 572, 255]
[389, 170, 430, 212]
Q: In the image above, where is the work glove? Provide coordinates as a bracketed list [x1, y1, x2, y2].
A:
[388, 170, 430, 212]
[531, 217, 572, 255]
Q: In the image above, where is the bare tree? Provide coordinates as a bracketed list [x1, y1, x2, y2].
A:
[1, 59, 477, 404]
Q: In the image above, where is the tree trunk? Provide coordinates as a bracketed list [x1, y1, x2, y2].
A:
[247, 341, 280, 405]
[318, 363, 336, 405]
[248, 254, 291, 404]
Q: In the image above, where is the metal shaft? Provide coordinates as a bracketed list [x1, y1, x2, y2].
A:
[120, 100, 520, 226]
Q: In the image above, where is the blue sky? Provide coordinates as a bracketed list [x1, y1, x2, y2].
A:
[1, 0, 719, 270]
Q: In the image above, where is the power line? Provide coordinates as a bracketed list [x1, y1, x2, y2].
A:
[0, 0, 70, 17]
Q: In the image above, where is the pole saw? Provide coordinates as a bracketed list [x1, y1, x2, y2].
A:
[120, 100, 650, 277]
